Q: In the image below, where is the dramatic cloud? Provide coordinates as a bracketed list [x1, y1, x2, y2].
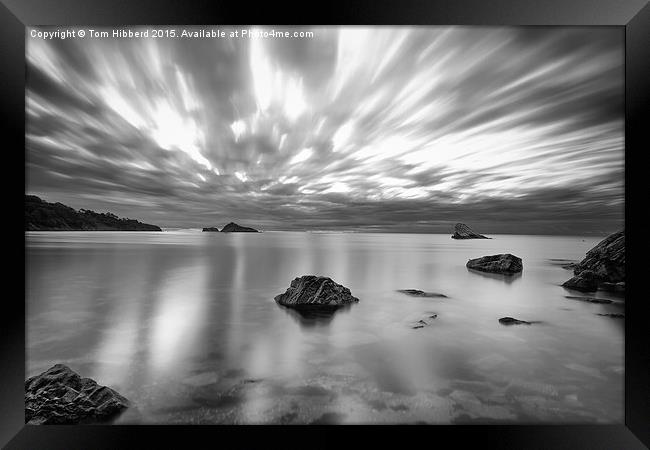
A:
[26, 26, 624, 234]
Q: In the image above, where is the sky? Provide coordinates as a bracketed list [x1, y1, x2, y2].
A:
[26, 26, 624, 234]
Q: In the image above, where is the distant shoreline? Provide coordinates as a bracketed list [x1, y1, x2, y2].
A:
[25, 229, 613, 238]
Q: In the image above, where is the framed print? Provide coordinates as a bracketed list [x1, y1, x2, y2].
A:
[2, 0, 649, 448]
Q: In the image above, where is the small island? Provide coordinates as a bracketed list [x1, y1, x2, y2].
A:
[202, 227, 220, 232]
[451, 223, 490, 239]
[220, 222, 258, 232]
[25, 195, 162, 231]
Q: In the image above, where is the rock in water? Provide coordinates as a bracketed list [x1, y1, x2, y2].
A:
[451, 223, 490, 239]
[562, 269, 599, 292]
[564, 295, 613, 304]
[25, 364, 129, 424]
[466, 254, 523, 275]
[202, 227, 220, 232]
[596, 313, 625, 319]
[220, 222, 258, 232]
[499, 317, 531, 325]
[397, 289, 447, 298]
[274, 275, 359, 308]
[562, 230, 624, 292]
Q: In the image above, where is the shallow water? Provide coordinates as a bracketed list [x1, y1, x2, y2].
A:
[25, 231, 624, 424]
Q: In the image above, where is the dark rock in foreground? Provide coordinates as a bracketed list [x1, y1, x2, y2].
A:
[596, 313, 625, 319]
[498, 317, 531, 325]
[451, 223, 490, 239]
[25, 364, 129, 424]
[562, 230, 624, 292]
[275, 275, 359, 308]
[467, 254, 523, 275]
[220, 222, 258, 232]
[25, 195, 162, 231]
[202, 227, 220, 232]
[397, 289, 447, 298]
[565, 295, 613, 304]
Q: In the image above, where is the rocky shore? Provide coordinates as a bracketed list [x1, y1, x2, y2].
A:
[562, 230, 624, 293]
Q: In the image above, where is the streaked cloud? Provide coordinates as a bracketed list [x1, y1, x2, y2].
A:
[26, 26, 623, 234]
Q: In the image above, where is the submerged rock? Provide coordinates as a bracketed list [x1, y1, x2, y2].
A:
[202, 227, 220, 232]
[274, 275, 359, 308]
[451, 223, 490, 239]
[467, 254, 523, 275]
[562, 230, 624, 292]
[599, 281, 625, 294]
[411, 314, 438, 329]
[547, 259, 579, 270]
[498, 317, 531, 325]
[565, 295, 613, 304]
[25, 364, 129, 424]
[397, 289, 447, 298]
[220, 222, 258, 232]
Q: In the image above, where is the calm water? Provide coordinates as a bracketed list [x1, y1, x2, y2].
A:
[26, 231, 624, 424]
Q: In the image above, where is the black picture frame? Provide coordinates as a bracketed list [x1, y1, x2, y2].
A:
[3, 0, 648, 448]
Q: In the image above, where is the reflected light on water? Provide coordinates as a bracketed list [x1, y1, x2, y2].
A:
[148, 264, 208, 379]
[26, 231, 624, 424]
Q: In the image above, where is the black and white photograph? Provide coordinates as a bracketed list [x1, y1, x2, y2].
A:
[25, 25, 625, 425]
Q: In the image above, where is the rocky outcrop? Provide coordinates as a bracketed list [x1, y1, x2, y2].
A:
[25, 195, 161, 231]
[202, 227, 220, 232]
[220, 222, 258, 232]
[562, 231, 624, 292]
[274, 276, 359, 308]
[466, 254, 523, 275]
[451, 223, 490, 239]
[562, 269, 599, 292]
[397, 289, 447, 298]
[25, 364, 129, 424]
[498, 317, 531, 325]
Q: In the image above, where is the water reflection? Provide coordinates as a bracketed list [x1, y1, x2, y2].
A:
[466, 268, 523, 284]
[276, 304, 353, 327]
[26, 232, 624, 424]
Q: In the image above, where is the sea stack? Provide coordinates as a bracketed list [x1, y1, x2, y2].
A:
[451, 223, 490, 239]
[467, 254, 523, 275]
[274, 275, 359, 308]
[562, 230, 624, 293]
[220, 222, 258, 232]
[25, 364, 130, 424]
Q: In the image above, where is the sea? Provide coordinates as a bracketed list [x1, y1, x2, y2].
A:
[25, 231, 624, 424]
